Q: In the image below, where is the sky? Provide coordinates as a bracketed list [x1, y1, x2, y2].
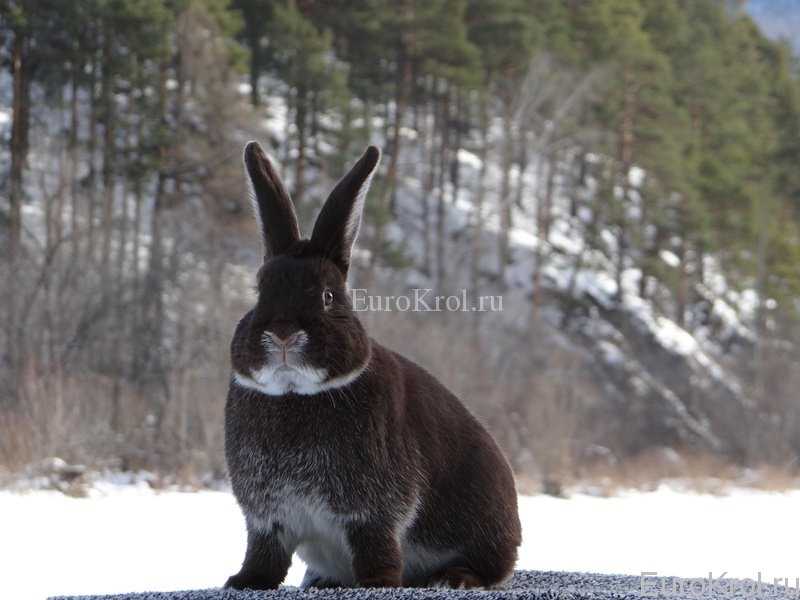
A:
[747, 0, 800, 51]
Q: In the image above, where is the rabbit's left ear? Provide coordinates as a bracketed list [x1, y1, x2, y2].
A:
[310, 146, 381, 275]
[244, 141, 301, 259]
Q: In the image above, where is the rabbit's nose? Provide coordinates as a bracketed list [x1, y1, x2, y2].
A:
[272, 331, 301, 348]
[266, 320, 302, 349]
[268, 320, 298, 342]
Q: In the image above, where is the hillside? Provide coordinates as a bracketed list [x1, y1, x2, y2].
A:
[247, 87, 772, 485]
[2, 0, 800, 490]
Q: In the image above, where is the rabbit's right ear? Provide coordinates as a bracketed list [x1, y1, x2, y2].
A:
[309, 146, 381, 275]
[243, 141, 301, 258]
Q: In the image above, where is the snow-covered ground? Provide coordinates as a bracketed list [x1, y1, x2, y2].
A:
[3, 484, 799, 600]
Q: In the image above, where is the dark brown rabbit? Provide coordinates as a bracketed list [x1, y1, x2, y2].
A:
[224, 141, 521, 591]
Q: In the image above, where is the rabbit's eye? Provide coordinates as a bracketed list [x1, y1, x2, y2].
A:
[323, 288, 334, 308]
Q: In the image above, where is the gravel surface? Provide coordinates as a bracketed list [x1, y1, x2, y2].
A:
[51, 570, 798, 600]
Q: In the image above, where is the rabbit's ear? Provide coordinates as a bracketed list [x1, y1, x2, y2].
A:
[244, 141, 301, 258]
[310, 146, 381, 274]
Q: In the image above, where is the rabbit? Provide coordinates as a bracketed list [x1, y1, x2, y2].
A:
[224, 141, 521, 591]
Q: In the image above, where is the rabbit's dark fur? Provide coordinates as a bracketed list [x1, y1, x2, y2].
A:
[224, 142, 521, 591]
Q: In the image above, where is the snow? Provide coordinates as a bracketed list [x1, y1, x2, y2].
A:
[456, 148, 482, 171]
[261, 93, 290, 142]
[597, 340, 625, 365]
[738, 289, 760, 320]
[3, 485, 800, 599]
[399, 126, 418, 141]
[549, 220, 584, 255]
[711, 298, 749, 339]
[509, 227, 540, 250]
[659, 249, 680, 268]
[629, 166, 646, 188]
[628, 297, 699, 356]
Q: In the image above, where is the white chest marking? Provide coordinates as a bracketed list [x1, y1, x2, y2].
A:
[249, 494, 358, 585]
[248, 491, 458, 586]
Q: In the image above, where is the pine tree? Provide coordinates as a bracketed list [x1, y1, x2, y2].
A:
[232, 0, 271, 107]
[467, 0, 539, 281]
[265, 1, 342, 205]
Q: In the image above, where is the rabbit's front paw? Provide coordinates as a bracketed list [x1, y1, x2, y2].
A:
[224, 571, 278, 591]
[350, 523, 403, 588]
[358, 570, 403, 588]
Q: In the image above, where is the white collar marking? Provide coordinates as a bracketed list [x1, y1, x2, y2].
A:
[233, 360, 369, 397]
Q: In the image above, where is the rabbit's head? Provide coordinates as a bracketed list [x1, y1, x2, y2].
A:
[231, 142, 381, 396]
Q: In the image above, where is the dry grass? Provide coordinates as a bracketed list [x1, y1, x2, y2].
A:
[573, 448, 800, 496]
[0, 368, 227, 482]
[3, 269, 799, 495]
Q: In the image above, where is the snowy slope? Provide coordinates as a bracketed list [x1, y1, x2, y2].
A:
[2, 72, 772, 471]
[360, 97, 763, 459]
[242, 84, 765, 460]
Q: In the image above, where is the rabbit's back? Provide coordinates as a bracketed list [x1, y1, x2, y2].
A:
[394, 350, 521, 577]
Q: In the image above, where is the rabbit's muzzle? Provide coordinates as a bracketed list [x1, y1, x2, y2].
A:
[233, 329, 335, 396]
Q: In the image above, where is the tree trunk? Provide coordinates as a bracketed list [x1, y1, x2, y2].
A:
[470, 88, 490, 297]
[497, 99, 514, 284]
[532, 149, 556, 316]
[571, 152, 587, 218]
[86, 55, 98, 265]
[6, 28, 31, 405]
[111, 164, 130, 434]
[173, 47, 185, 200]
[8, 29, 29, 266]
[421, 80, 438, 278]
[131, 66, 145, 323]
[138, 58, 170, 420]
[614, 67, 636, 304]
[52, 88, 66, 248]
[337, 96, 353, 174]
[450, 90, 464, 205]
[367, 43, 412, 283]
[69, 72, 80, 257]
[513, 129, 529, 211]
[248, 26, 261, 107]
[294, 86, 307, 204]
[385, 49, 411, 216]
[435, 85, 451, 287]
[637, 190, 649, 301]
[675, 234, 689, 328]
[100, 32, 116, 293]
[469, 89, 490, 334]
